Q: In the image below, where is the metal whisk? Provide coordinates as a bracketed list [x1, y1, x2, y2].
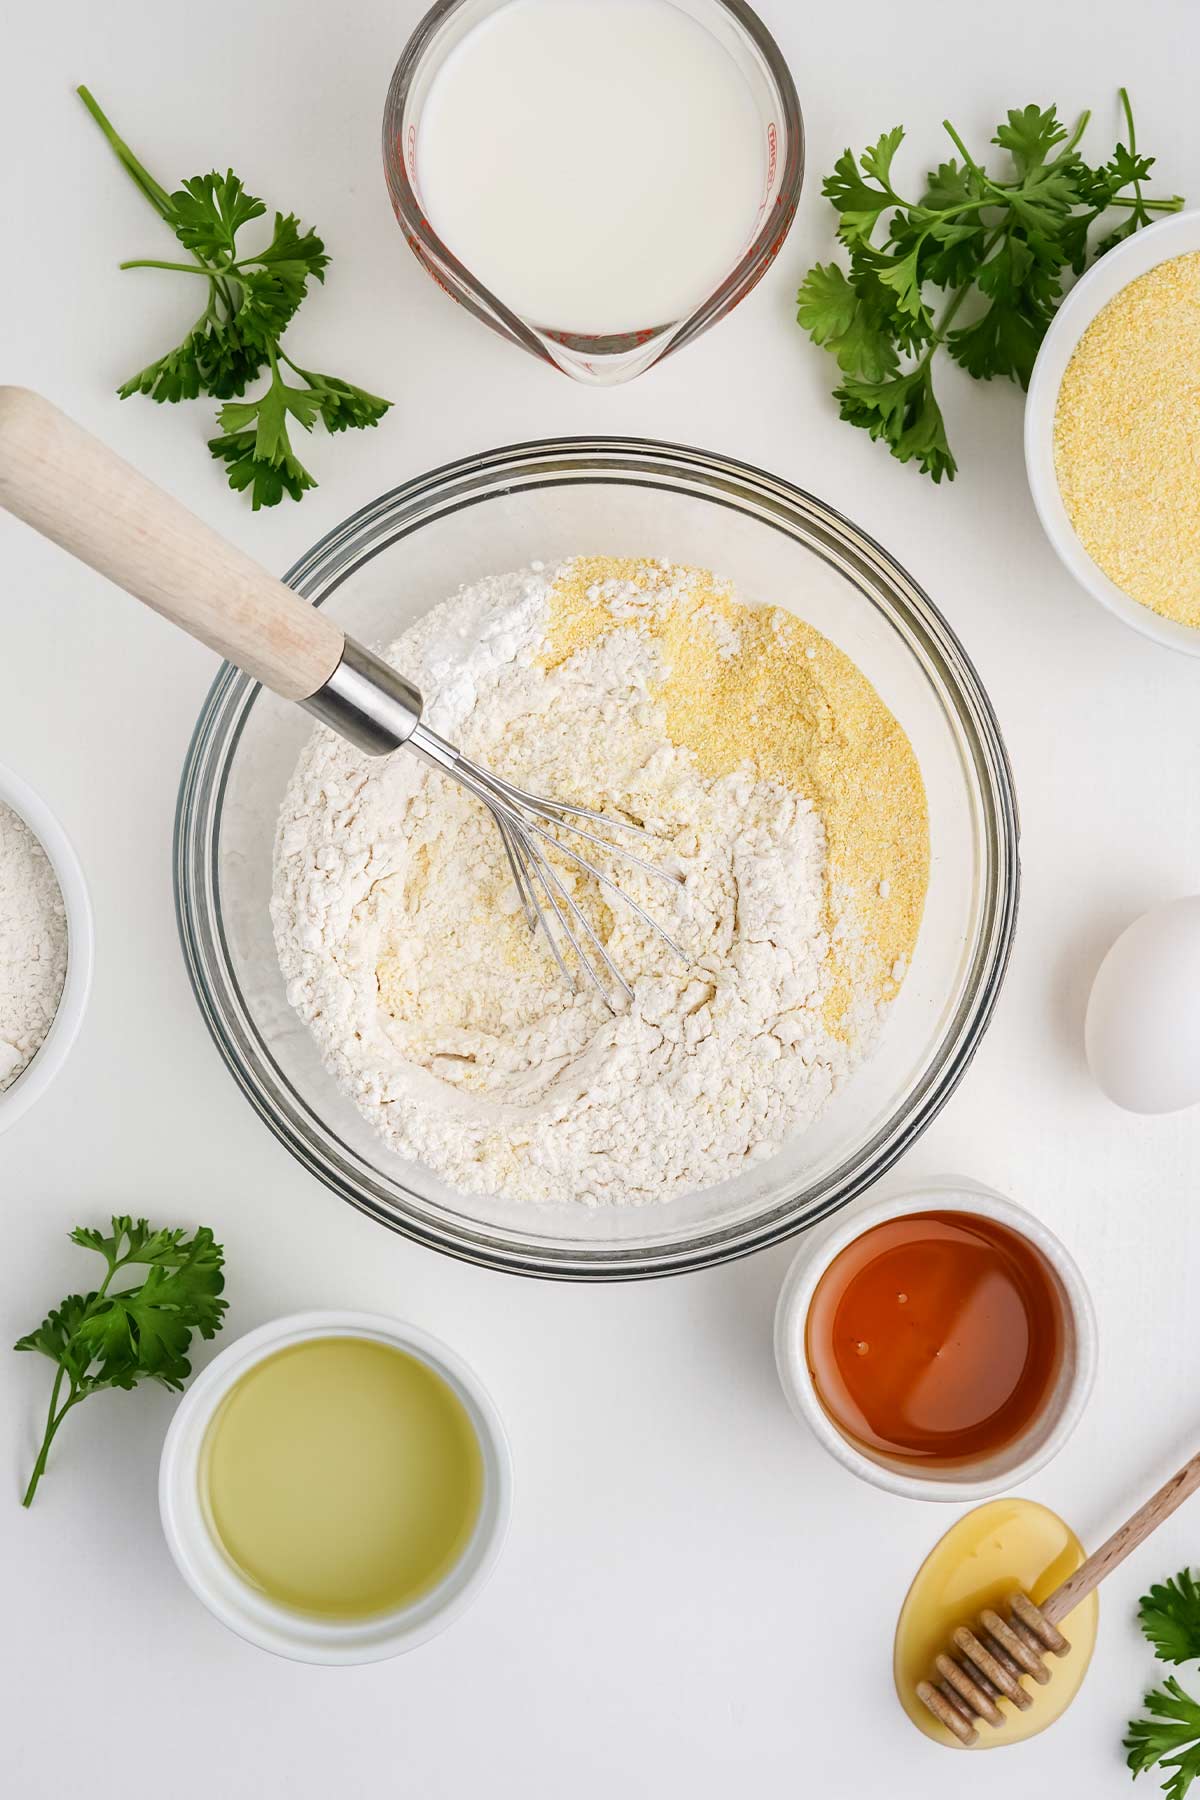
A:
[0, 390, 688, 1005]
[308, 641, 688, 1007]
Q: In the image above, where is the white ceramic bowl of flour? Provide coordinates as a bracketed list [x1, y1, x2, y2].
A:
[0, 761, 93, 1134]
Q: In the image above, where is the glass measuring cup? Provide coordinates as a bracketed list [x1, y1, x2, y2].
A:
[382, 0, 804, 385]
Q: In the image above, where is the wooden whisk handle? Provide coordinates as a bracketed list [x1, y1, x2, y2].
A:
[0, 387, 345, 702]
[1041, 1450, 1200, 1626]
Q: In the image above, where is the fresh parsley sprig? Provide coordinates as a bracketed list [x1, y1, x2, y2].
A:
[15, 1216, 227, 1506]
[797, 90, 1183, 482]
[1126, 1569, 1200, 1799]
[78, 87, 391, 509]
[1141, 1574, 1200, 1669]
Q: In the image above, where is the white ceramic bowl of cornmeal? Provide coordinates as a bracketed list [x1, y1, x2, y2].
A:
[1026, 208, 1200, 655]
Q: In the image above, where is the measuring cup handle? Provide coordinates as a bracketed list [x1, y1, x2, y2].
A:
[0, 387, 345, 701]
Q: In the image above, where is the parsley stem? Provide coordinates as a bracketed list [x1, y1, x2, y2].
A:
[1120, 87, 1138, 157]
[1062, 110, 1092, 158]
[919, 283, 972, 361]
[21, 1368, 79, 1508]
[1107, 194, 1183, 212]
[918, 222, 1008, 364]
[1118, 86, 1148, 223]
[279, 349, 315, 383]
[118, 259, 215, 277]
[78, 88, 238, 314]
[941, 120, 989, 185]
[76, 86, 173, 220]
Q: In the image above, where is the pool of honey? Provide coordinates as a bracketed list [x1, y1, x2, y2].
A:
[894, 1499, 1098, 1747]
[806, 1211, 1064, 1466]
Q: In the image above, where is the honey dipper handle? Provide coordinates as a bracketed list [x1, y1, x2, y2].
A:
[1042, 1450, 1200, 1626]
[0, 387, 345, 701]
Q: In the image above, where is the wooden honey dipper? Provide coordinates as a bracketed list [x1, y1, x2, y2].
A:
[917, 1447, 1200, 1745]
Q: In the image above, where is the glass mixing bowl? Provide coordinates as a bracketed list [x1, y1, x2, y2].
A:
[175, 440, 1018, 1280]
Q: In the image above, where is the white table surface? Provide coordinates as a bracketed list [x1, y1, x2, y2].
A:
[3, 2, 1200, 1793]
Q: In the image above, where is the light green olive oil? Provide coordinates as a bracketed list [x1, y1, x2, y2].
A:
[200, 1337, 484, 1619]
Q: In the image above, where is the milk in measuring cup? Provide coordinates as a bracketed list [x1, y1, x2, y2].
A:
[415, 0, 768, 336]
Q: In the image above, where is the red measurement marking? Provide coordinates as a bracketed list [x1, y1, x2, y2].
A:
[766, 121, 778, 192]
[407, 124, 417, 179]
[401, 232, 462, 304]
[761, 207, 798, 270]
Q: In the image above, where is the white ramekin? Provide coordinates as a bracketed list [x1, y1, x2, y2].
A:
[774, 1182, 1097, 1503]
[1024, 207, 1200, 656]
[160, 1311, 513, 1664]
[0, 760, 93, 1135]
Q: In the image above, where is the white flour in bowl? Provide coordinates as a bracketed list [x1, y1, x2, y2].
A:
[272, 558, 928, 1206]
[0, 801, 68, 1092]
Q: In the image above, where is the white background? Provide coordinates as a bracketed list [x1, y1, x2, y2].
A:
[3, 2, 1200, 1793]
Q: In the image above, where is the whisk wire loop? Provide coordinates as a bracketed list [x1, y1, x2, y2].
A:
[525, 838, 636, 1005]
[405, 720, 687, 1006]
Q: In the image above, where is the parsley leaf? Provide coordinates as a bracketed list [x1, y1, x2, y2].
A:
[796, 264, 899, 382]
[207, 358, 322, 511]
[921, 218, 986, 292]
[209, 357, 322, 512]
[836, 365, 956, 483]
[205, 354, 387, 509]
[823, 136, 903, 246]
[921, 158, 984, 214]
[993, 104, 1070, 175]
[232, 214, 331, 349]
[14, 1215, 227, 1505]
[209, 428, 318, 510]
[247, 210, 329, 284]
[1142, 1573, 1200, 1668]
[1005, 160, 1080, 237]
[948, 297, 1044, 388]
[946, 236, 1052, 388]
[118, 332, 207, 405]
[169, 170, 266, 261]
[875, 243, 926, 318]
[291, 367, 393, 434]
[797, 89, 1183, 480]
[860, 127, 906, 191]
[118, 309, 272, 405]
[198, 323, 272, 401]
[78, 87, 389, 508]
[1127, 1679, 1200, 1800]
[16, 1295, 94, 1385]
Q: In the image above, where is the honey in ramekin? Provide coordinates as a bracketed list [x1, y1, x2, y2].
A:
[805, 1211, 1064, 1467]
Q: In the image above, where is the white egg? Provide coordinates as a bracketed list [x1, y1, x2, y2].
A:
[1085, 896, 1200, 1114]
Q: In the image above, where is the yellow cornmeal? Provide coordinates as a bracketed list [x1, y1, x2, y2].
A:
[541, 557, 928, 1026]
[1054, 250, 1200, 629]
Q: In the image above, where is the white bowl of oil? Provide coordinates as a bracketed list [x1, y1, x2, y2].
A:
[160, 1312, 512, 1664]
